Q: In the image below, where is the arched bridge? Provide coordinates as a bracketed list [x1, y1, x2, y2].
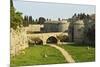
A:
[27, 32, 68, 45]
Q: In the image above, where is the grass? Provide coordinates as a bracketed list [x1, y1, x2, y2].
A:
[10, 45, 66, 67]
[10, 44, 95, 67]
[59, 44, 95, 62]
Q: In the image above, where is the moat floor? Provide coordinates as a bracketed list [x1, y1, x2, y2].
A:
[10, 45, 66, 67]
[10, 44, 95, 67]
[48, 44, 75, 63]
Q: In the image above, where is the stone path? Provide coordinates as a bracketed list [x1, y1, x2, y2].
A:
[48, 44, 75, 63]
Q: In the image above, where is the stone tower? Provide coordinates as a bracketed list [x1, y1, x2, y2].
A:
[73, 20, 84, 43]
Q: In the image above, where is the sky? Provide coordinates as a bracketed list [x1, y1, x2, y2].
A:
[13, 0, 96, 20]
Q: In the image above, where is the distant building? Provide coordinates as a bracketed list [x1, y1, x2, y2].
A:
[43, 20, 70, 32]
[26, 18, 95, 43]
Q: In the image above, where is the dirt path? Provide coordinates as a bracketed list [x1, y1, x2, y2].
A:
[48, 44, 75, 63]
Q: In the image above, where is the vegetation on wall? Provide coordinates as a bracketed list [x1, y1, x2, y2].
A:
[10, 0, 23, 29]
[57, 35, 69, 42]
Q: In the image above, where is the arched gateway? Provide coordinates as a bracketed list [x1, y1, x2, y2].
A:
[46, 36, 58, 44]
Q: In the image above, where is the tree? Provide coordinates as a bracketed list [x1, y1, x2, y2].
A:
[10, 0, 15, 28]
[32, 19, 34, 23]
[10, 0, 13, 7]
[38, 17, 46, 24]
[84, 23, 95, 46]
[58, 18, 61, 21]
[86, 14, 90, 20]
[35, 19, 38, 22]
[47, 18, 49, 21]
[10, 0, 23, 29]
[29, 16, 32, 24]
[57, 35, 69, 42]
[72, 13, 76, 19]
[23, 16, 27, 26]
[26, 16, 29, 26]
[23, 15, 29, 26]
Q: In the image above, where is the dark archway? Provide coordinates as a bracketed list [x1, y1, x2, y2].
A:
[29, 37, 43, 46]
[46, 36, 58, 44]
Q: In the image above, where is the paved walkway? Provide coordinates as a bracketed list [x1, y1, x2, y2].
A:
[48, 44, 75, 63]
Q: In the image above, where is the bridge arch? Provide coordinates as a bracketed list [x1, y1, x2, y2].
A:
[28, 37, 43, 46]
[46, 36, 58, 44]
[27, 32, 68, 45]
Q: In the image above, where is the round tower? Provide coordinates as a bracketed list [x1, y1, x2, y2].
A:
[58, 21, 69, 32]
[73, 20, 84, 43]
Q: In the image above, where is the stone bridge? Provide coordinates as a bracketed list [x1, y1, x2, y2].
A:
[27, 32, 68, 45]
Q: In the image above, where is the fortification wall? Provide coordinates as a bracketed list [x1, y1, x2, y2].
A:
[10, 28, 28, 56]
[27, 24, 44, 32]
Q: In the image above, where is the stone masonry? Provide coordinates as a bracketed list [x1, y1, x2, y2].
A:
[10, 28, 28, 56]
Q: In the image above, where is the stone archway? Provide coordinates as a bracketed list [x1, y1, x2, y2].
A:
[29, 37, 43, 46]
[46, 36, 58, 44]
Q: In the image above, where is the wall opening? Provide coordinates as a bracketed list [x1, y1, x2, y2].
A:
[46, 36, 58, 44]
[29, 37, 43, 46]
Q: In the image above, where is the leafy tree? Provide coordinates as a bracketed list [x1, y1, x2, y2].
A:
[26, 16, 29, 26]
[32, 19, 34, 23]
[38, 17, 46, 24]
[10, 0, 15, 27]
[84, 23, 95, 46]
[86, 14, 90, 19]
[29, 16, 33, 24]
[57, 35, 69, 42]
[10, 0, 13, 7]
[47, 18, 49, 21]
[58, 18, 61, 21]
[23, 15, 27, 26]
[72, 13, 76, 19]
[10, 0, 23, 29]
[35, 19, 38, 22]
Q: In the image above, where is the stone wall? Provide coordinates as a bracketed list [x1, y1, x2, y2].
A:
[10, 28, 28, 56]
[27, 24, 44, 32]
[43, 21, 69, 32]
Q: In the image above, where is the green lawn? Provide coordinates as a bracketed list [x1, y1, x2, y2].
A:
[10, 45, 66, 67]
[59, 44, 95, 62]
[10, 44, 95, 67]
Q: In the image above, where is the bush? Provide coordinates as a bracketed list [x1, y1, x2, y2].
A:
[57, 35, 69, 42]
